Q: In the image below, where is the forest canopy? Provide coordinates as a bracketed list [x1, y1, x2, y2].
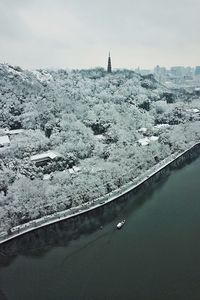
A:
[0, 63, 200, 233]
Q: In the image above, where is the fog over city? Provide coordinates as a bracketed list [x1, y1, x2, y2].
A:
[0, 0, 200, 69]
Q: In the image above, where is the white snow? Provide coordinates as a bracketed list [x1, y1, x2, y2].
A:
[154, 124, 170, 129]
[73, 166, 81, 172]
[149, 136, 159, 142]
[43, 174, 51, 180]
[0, 135, 10, 147]
[138, 136, 158, 146]
[32, 70, 53, 83]
[138, 127, 147, 133]
[186, 108, 199, 113]
[30, 151, 62, 162]
[94, 134, 106, 140]
[138, 137, 150, 146]
[8, 129, 25, 135]
[1, 64, 28, 82]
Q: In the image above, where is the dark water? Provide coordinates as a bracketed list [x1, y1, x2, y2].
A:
[1, 157, 200, 300]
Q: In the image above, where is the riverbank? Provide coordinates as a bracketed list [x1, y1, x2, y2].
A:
[0, 141, 200, 246]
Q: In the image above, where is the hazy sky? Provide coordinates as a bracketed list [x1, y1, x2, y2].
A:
[0, 0, 200, 69]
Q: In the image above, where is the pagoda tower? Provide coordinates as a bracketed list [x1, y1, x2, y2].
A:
[107, 52, 112, 73]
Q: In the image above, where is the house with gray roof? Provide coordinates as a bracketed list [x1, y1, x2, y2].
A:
[30, 151, 63, 166]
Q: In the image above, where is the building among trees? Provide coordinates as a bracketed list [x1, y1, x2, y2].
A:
[0, 135, 10, 147]
[195, 66, 200, 76]
[30, 151, 63, 166]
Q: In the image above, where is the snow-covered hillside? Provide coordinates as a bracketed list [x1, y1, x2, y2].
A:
[0, 64, 200, 233]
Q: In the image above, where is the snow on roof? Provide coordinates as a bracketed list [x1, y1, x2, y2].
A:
[138, 136, 158, 146]
[8, 129, 25, 135]
[68, 168, 75, 174]
[138, 137, 150, 146]
[73, 166, 81, 172]
[0, 128, 25, 136]
[94, 134, 106, 140]
[0, 135, 10, 146]
[194, 87, 200, 91]
[43, 174, 51, 180]
[47, 151, 61, 160]
[138, 127, 147, 133]
[30, 151, 62, 162]
[186, 108, 200, 113]
[190, 108, 199, 113]
[154, 124, 170, 129]
[149, 136, 159, 142]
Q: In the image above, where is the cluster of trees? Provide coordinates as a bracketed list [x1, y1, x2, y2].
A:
[0, 63, 200, 232]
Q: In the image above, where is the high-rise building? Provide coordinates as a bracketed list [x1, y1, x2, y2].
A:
[107, 52, 112, 73]
[170, 66, 185, 77]
[195, 66, 200, 76]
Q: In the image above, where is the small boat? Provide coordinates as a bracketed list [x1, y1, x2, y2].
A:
[116, 220, 125, 229]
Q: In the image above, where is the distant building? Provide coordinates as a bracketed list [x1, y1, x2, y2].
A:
[154, 65, 167, 77]
[30, 151, 63, 166]
[43, 174, 51, 180]
[154, 124, 170, 129]
[0, 128, 25, 136]
[170, 66, 185, 77]
[8, 129, 25, 136]
[0, 135, 10, 147]
[186, 108, 199, 113]
[73, 166, 81, 172]
[138, 137, 150, 146]
[142, 70, 152, 75]
[107, 52, 112, 73]
[138, 136, 159, 146]
[195, 66, 200, 76]
[138, 127, 148, 134]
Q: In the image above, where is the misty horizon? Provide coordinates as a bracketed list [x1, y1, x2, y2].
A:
[0, 0, 200, 69]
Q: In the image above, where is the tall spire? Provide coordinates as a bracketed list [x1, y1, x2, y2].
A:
[107, 52, 112, 73]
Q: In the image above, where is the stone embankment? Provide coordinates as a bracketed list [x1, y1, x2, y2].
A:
[0, 142, 200, 245]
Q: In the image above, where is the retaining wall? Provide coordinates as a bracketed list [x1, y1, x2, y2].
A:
[1, 141, 200, 246]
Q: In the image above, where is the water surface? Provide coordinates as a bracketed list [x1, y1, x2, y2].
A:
[1, 157, 200, 300]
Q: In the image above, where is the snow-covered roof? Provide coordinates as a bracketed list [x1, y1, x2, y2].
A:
[138, 137, 150, 146]
[186, 108, 200, 113]
[43, 174, 51, 180]
[0, 128, 25, 136]
[138, 136, 158, 146]
[94, 134, 106, 140]
[149, 136, 159, 142]
[138, 127, 147, 133]
[8, 129, 25, 135]
[0, 135, 10, 146]
[73, 166, 81, 172]
[154, 124, 170, 129]
[30, 151, 62, 162]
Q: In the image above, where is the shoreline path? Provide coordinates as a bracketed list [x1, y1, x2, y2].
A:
[0, 142, 198, 246]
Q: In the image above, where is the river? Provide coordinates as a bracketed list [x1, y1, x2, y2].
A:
[1, 156, 200, 300]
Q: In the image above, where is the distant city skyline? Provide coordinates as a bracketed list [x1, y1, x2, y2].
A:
[0, 0, 200, 69]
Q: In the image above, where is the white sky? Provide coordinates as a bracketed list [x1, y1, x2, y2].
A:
[0, 0, 200, 69]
